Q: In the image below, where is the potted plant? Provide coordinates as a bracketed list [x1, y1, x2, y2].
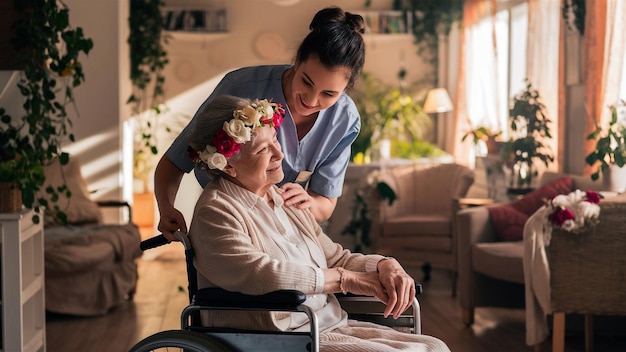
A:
[461, 126, 503, 156]
[349, 71, 434, 162]
[0, 0, 93, 223]
[584, 100, 626, 191]
[503, 81, 554, 189]
[128, 0, 170, 194]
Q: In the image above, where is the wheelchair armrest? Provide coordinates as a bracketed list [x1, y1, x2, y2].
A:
[96, 200, 133, 222]
[193, 287, 307, 310]
[335, 282, 423, 300]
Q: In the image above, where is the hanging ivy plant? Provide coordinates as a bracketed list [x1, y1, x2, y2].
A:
[0, 0, 93, 223]
[562, 0, 585, 35]
[127, 0, 169, 191]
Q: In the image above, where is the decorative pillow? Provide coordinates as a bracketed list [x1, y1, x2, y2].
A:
[489, 177, 574, 241]
[512, 176, 574, 215]
[39, 157, 103, 225]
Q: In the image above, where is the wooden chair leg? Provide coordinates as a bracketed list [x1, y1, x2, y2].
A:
[584, 314, 593, 352]
[552, 312, 565, 352]
[462, 307, 474, 326]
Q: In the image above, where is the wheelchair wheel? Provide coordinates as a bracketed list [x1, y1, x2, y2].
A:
[129, 330, 236, 352]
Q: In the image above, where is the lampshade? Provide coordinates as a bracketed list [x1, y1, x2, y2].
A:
[423, 88, 454, 113]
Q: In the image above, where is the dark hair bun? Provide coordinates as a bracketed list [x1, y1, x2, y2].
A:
[344, 12, 365, 34]
[309, 6, 365, 34]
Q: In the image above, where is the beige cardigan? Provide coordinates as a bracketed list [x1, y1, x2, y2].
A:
[188, 177, 384, 332]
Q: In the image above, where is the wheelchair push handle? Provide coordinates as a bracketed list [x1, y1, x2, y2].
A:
[140, 231, 188, 251]
[140, 234, 170, 251]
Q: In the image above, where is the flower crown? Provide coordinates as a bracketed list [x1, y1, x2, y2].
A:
[188, 99, 285, 170]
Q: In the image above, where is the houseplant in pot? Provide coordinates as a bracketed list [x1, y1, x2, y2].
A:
[349, 71, 435, 162]
[503, 81, 554, 189]
[0, 0, 93, 223]
[128, 0, 170, 193]
[127, 0, 170, 232]
[584, 99, 626, 192]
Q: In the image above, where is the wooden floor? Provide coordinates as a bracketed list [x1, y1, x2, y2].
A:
[46, 245, 626, 352]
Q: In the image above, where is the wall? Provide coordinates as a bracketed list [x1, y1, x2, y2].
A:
[61, 0, 130, 204]
[162, 0, 433, 102]
[0, 1, 129, 207]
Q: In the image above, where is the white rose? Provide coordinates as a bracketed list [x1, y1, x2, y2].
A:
[237, 106, 261, 126]
[561, 219, 577, 232]
[579, 201, 600, 220]
[256, 100, 274, 119]
[198, 145, 217, 164]
[224, 120, 251, 144]
[206, 153, 228, 170]
[551, 194, 569, 208]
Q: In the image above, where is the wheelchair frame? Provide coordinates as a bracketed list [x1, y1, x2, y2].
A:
[129, 232, 422, 352]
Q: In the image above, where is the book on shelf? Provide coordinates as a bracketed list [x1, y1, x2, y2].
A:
[163, 7, 228, 33]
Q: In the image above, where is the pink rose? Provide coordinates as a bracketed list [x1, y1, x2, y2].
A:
[585, 190, 601, 204]
[211, 129, 240, 158]
[549, 208, 575, 227]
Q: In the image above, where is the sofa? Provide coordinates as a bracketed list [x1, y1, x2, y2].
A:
[455, 172, 608, 325]
[42, 157, 143, 316]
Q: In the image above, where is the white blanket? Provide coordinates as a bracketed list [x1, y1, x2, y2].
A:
[522, 205, 553, 346]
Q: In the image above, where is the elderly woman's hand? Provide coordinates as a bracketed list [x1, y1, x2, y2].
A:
[376, 258, 416, 319]
[280, 182, 313, 209]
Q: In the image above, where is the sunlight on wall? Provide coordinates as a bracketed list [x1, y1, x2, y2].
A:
[63, 128, 123, 200]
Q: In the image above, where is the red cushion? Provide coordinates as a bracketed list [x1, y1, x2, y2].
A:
[512, 177, 574, 215]
[488, 177, 574, 241]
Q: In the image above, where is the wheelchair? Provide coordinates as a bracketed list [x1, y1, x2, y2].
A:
[129, 231, 423, 352]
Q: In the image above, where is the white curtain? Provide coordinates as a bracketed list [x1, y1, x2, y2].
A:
[603, 0, 626, 112]
[453, 0, 500, 166]
[525, 0, 561, 171]
[582, 0, 626, 174]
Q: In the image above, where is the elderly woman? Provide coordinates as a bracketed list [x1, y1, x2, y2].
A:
[187, 95, 450, 352]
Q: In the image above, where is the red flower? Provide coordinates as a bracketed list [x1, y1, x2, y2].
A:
[585, 190, 601, 204]
[187, 147, 200, 162]
[272, 104, 285, 128]
[549, 208, 575, 227]
[211, 129, 240, 158]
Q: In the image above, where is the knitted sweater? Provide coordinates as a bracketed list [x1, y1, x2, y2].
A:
[188, 177, 384, 332]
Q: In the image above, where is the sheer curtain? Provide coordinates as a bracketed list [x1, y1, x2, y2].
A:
[452, 0, 499, 166]
[581, 0, 626, 175]
[525, 0, 561, 171]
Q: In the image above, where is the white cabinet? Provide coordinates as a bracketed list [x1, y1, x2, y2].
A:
[0, 209, 45, 352]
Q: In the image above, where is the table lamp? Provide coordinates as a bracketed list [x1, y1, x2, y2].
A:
[423, 88, 453, 147]
[423, 88, 453, 113]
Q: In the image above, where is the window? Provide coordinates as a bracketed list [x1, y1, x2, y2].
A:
[464, 1, 528, 141]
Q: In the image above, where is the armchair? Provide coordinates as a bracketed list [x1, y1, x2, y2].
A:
[455, 172, 607, 325]
[42, 157, 142, 316]
[368, 162, 475, 288]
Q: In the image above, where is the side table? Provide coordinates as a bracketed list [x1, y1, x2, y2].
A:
[453, 197, 494, 212]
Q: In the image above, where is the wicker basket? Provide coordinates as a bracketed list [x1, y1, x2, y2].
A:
[549, 193, 626, 315]
[0, 182, 23, 213]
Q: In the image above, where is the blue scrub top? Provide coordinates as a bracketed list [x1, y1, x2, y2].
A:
[165, 65, 360, 198]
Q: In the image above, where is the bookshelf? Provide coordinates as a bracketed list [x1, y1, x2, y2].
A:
[353, 10, 413, 35]
[0, 209, 46, 352]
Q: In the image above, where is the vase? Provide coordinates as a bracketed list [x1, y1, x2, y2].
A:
[602, 165, 626, 193]
[510, 161, 533, 189]
[0, 182, 23, 213]
[132, 190, 155, 240]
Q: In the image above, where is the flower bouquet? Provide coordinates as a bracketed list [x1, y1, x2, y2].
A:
[546, 190, 601, 234]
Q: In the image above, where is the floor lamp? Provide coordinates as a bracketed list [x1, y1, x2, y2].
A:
[423, 88, 454, 149]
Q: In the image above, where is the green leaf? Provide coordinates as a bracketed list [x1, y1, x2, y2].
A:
[376, 182, 397, 206]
